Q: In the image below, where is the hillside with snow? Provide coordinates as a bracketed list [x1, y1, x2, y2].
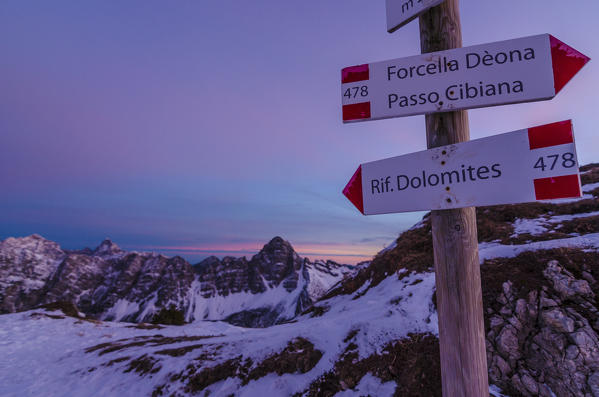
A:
[1, 163, 599, 396]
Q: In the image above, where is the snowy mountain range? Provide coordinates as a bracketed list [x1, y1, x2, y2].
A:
[0, 236, 355, 327]
[1, 163, 599, 396]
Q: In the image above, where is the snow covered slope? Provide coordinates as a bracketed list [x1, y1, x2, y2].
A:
[0, 269, 437, 397]
[304, 259, 355, 301]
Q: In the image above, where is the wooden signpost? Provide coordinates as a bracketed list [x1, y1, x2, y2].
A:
[340, 0, 589, 395]
[343, 120, 581, 214]
[419, 6, 487, 394]
[386, 0, 445, 33]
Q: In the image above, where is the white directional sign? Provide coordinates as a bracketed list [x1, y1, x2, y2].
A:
[341, 34, 589, 123]
[343, 120, 581, 215]
[386, 0, 445, 33]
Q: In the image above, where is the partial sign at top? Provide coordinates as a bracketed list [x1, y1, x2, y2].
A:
[341, 34, 589, 123]
[386, 0, 445, 33]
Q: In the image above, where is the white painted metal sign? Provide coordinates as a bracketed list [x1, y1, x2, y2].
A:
[386, 0, 445, 33]
[341, 34, 589, 123]
[342, 121, 581, 215]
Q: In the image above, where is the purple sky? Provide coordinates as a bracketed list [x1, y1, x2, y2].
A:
[1, 0, 598, 264]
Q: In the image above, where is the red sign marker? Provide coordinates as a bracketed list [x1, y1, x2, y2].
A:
[528, 120, 573, 150]
[533, 174, 581, 201]
[342, 165, 364, 214]
[550, 35, 591, 94]
[341, 64, 369, 84]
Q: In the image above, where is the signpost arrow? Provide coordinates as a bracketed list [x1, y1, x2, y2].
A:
[341, 34, 589, 123]
[343, 120, 581, 214]
[386, 0, 445, 33]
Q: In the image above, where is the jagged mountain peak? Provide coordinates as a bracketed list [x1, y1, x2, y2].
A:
[265, 235, 286, 245]
[92, 238, 124, 257]
[2, 233, 52, 245]
[262, 236, 293, 251]
[202, 255, 220, 263]
[254, 236, 297, 263]
[24, 233, 44, 240]
[193, 255, 220, 271]
[0, 234, 64, 256]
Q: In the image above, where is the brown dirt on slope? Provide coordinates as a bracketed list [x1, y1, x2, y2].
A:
[244, 338, 322, 385]
[300, 332, 441, 397]
[169, 337, 323, 394]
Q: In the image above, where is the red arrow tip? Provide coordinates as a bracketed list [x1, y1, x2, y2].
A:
[343, 165, 364, 214]
[550, 35, 590, 94]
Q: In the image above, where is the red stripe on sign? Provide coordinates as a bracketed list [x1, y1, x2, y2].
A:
[528, 120, 573, 150]
[343, 102, 371, 122]
[343, 165, 364, 214]
[534, 174, 581, 200]
[341, 64, 369, 84]
[550, 35, 590, 94]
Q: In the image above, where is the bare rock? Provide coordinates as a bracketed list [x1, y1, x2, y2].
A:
[541, 297, 559, 308]
[515, 298, 528, 320]
[495, 355, 511, 377]
[583, 271, 597, 285]
[542, 308, 575, 333]
[538, 383, 556, 397]
[567, 345, 581, 360]
[486, 257, 599, 397]
[544, 260, 594, 300]
[496, 325, 520, 360]
[489, 315, 504, 330]
[521, 372, 539, 394]
[588, 372, 599, 397]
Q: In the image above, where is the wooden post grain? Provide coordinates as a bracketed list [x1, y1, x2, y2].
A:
[419, 1, 489, 396]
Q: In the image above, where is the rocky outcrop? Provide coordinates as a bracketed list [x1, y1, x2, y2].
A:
[0, 234, 66, 313]
[188, 237, 348, 327]
[193, 235, 305, 298]
[486, 257, 599, 397]
[93, 253, 196, 322]
[252, 236, 304, 291]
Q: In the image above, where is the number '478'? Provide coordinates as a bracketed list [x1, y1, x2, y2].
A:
[534, 152, 576, 171]
[343, 86, 368, 99]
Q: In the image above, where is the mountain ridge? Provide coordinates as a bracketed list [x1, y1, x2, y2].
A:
[0, 235, 355, 327]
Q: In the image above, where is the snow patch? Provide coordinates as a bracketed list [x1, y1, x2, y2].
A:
[305, 260, 353, 301]
[102, 299, 140, 322]
[543, 193, 593, 204]
[480, 233, 599, 263]
[511, 211, 599, 237]
[583, 182, 599, 192]
[185, 274, 305, 323]
[512, 218, 549, 236]
[333, 373, 396, 397]
[490, 384, 510, 397]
